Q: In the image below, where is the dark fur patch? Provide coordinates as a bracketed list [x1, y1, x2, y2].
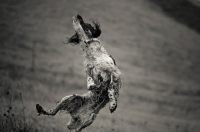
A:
[67, 33, 80, 44]
[109, 55, 117, 65]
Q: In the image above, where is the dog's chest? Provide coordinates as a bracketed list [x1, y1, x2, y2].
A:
[85, 54, 115, 82]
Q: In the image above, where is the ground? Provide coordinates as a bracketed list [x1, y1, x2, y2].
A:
[0, 0, 200, 132]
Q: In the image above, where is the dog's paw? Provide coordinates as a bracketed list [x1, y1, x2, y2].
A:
[36, 104, 46, 116]
[87, 76, 100, 90]
[88, 84, 96, 90]
[109, 102, 117, 113]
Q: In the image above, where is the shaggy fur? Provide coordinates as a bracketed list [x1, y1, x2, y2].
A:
[36, 14, 121, 132]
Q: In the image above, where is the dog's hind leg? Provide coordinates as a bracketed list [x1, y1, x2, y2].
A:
[75, 113, 96, 132]
[36, 94, 84, 116]
[67, 117, 81, 131]
[36, 104, 61, 116]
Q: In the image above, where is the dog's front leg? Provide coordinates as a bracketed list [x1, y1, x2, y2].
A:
[108, 88, 117, 113]
[108, 75, 119, 113]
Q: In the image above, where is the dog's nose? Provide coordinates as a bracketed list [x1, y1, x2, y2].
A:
[76, 14, 82, 20]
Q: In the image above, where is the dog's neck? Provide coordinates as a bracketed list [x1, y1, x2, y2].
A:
[81, 39, 108, 60]
[72, 20, 107, 59]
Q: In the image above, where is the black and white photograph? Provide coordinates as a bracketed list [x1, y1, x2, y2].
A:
[0, 0, 200, 132]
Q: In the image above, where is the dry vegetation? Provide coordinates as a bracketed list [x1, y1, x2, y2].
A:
[0, 0, 200, 132]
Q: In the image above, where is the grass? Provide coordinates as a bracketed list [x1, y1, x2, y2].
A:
[0, 81, 36, 132]
[0, 81, 62, 132]
[0, 0, 200, 132]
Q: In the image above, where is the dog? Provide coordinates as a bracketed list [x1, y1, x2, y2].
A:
[36, 14, 121, 132]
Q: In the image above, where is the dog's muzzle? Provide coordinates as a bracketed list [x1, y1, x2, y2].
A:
[72, 14, 89, 43]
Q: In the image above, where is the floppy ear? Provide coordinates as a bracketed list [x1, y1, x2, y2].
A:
[92, 21, 101, 38]
[67, 33, 80, 45]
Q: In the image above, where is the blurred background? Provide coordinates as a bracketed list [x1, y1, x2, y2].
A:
[0, 0, 200, 132]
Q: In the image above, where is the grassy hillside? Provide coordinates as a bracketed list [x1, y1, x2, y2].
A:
[149, 0, 200, 34]
[0, 0, 200, 132]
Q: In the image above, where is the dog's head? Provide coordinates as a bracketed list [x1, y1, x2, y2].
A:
[67, 14, 101, 45]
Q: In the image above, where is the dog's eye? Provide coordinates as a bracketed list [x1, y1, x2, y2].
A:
[85, 29, 92, 35]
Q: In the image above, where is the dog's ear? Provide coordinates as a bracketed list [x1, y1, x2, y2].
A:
[67, 33, 80, 45]
[92, 21, 101, 38]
